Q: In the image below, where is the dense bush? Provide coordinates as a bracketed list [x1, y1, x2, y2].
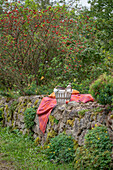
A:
[24, 107, 37, 130]
[45, 133, 75, 163]
[74, 125, 112, 169]
[89, 73, 113, 105]
[1, 1, 107, 94]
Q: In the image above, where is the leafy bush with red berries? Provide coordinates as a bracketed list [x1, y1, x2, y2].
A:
[0, 1, 111, 95]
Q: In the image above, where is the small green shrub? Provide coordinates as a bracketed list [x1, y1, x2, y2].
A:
[89, 73, 113, 105]
[24, 107, 37, 130]
[45, 133, 75, 164]
[74, 125, 112, 169]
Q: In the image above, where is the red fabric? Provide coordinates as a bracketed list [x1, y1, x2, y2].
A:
[37, 94, 94, 133]
[70, 94, 94, 103]
[37, 97, 57, 133]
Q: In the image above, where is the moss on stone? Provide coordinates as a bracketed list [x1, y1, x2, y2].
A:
[46, 129, 57, 142]
[5, 105, 8, 111]
[78, 109, 89, 118]
[49, 115, 59, 126]
[34, 99, 39, 106]
[27, 102, 32, 108]
[49, 115, 55, 126]
[0, 107, 4, 118]
[73, 139, 79, 151]
[90, 107, 103, 121]
[34, 137, 40, 145]
[7, 116, 11, 122]
[17, 103, 26, 115]
[12, 120, 14, 126]
[2, 113, 4, 119]
[22, 107, 26, 113]
[67, 118, 75, 127]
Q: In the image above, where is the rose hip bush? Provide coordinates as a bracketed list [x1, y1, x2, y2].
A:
[0, 1, 106, 94]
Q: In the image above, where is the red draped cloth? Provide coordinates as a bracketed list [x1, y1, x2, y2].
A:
[37, 94, 94, 133]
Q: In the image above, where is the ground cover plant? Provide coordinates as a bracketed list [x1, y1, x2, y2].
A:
[45, 133, 75, 164]
[74, 125, 113, 169]
[0, 125, 73, 170]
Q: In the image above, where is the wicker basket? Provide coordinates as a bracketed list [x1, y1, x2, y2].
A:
[55, 89, 72, 104]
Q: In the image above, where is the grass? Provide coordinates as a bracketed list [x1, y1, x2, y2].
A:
[0, 124, 73, 170]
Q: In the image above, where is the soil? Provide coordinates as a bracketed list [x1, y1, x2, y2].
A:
[0, 153, 15, 170]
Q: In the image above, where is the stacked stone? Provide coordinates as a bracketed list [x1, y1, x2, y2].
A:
[0, 96, 113, 148]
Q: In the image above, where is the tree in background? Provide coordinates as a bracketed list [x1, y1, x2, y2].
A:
[88, 0, 113, 52]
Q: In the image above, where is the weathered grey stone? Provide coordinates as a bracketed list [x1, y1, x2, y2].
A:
[6, 120, 12, 127]
[33, 133, 38, 140]
[32, 125, 40, 134]
[62, 116, 67, 124]
[18, 96, 25, 103]
[59, 122, 65, 130]
[68, 101, 79, 107]
[54, 124, 59, 132]
[58, 105, 66, 112]
[108, 128, 113, 142]
[74, 118, 81, 136]
[66, 130, 74, 135]
[107, 113, 113, 130]
[13, 112, 17, 121]
[84, 112, 91, 121]
[20, 123, 25, 129]
[54, 112, 63, 120]
[15, 121, 21, 128]
[63, 109, 71, 116]
[34, 114, 39, 125]
[69, 109, 79, 118]
[80, 118, 87, 130]
[87, 122, 91, 129]
[78, 129, 88, 145]
[22, 129, 28, 135]
[1, 95, 113, 147]
[19, 115, 24, 123]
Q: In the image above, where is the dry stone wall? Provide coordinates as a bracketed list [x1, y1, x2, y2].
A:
[0, 96, 113, 147]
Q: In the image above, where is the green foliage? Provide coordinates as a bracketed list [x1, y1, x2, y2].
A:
[0, 88, 20, 99]
[88, 0, 113, 51]
[74, 125, 112, 169]
[0, 1, 107, 93]
[1, 0, 113, 97]
[24, 82, 53, 95]
[78, 109, 89, 117]
[0, 125, 74, 169]
[57, 79, 91, 94]
[89, 73, 113, 105]
[24, 107, 37, 130]
[45, 133, 75, 163]
[24, 81, 37, 95]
